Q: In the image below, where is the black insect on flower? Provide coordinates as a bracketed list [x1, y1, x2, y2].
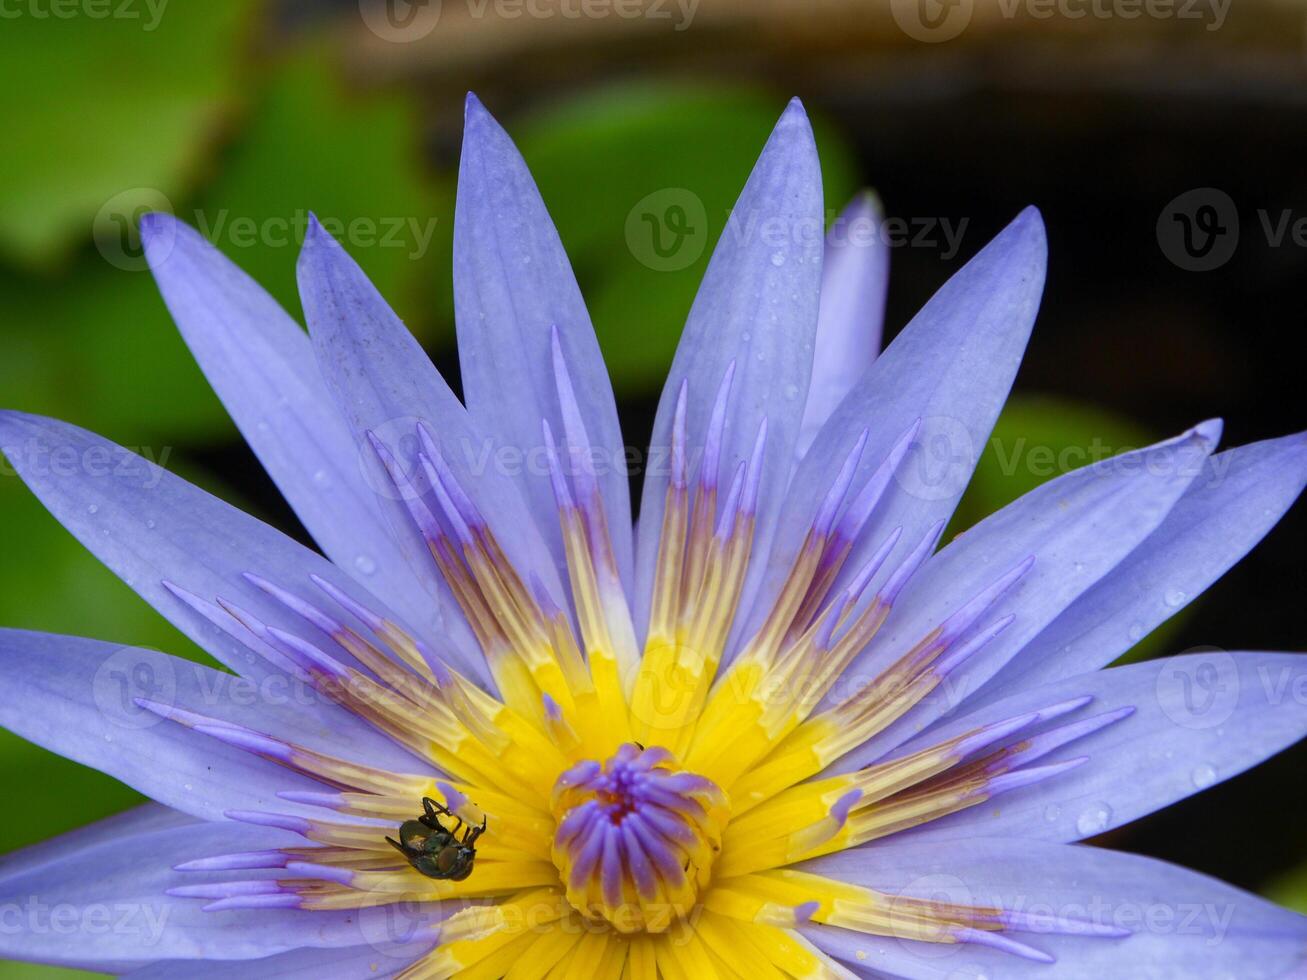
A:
[386, 797, 486, 881]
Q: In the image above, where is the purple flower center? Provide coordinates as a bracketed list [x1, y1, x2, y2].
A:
[550, 743, 727, 933]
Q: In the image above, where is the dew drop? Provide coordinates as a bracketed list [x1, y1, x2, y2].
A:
[1043, 803, 1061, 823]
[769, 251, 785, 267]
[783, 383, 799, 400]
[312, 469, 332, 489]
[354, 554, 377, 576]
[1072, 561, 1086, 573]
[1192, 764, 1217, 789]
[87, 504, 99, 515]
[1164, 589, 1187, 607]
[145, 519, 156, 529]
[1127, 622, 1145, 642]
[1075, 802, 1112, 836]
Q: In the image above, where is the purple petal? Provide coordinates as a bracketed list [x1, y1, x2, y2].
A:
[889, 651, 1307, 844]
[980, 429, 1307, 699]
[802, 837, 1307, 978]
[0, 629, 425, 820]
[797, 193, 889, 458]
[0, 804, 194, 881]
[0, 411, 459, 723]
[634, 98, 825, 644]
[738, 208, 1047, 667]
[454, 94, 631, 586]
[139, 214, 440, 647]
[829, 421, 1220, 770]
[124, 943, 431, 979]
[0, 820, 370, 967]
[296, 217, 566, 683]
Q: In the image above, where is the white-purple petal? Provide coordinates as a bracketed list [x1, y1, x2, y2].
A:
[797, 192, 889, 459]
[454, 94, 631, 588]
[139, 214, 440, 646]
[802, 837, 1307, 979]
[889, 651, 1307, 844]
[634, 98, 825, 646]
[981, 430, 1307, 700]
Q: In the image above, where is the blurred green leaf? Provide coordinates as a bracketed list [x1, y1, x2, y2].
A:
[493, 84, 860, 395]
[0, 42, 440, 443]
[192, 47, 441, 338]
[0, 2, 260, 269]
[0, 961, 97, 980]
[0, 261, 229, 444]
[1265, 862, 1307, 915]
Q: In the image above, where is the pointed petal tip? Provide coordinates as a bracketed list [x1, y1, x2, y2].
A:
[773, 96, 816, 145]
[137, 210, 175, 242]
[842, 189, 884, 224]
[298, 212, 335, 259]
[1192, 417, 1224, 448]
[462, 90, 507, 144]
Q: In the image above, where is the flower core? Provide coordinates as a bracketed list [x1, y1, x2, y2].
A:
[550, 743, 727, 933]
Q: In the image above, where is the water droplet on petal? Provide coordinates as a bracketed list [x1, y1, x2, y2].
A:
[312, 469, 332, 489]
[87, 504, 99, 515]
[145, 519, 156, 530]
[769, 251, 785, 267]
[1043, 804, 1061, 823]
[1164, 589, 1187, 607]
[354, 554, 376, 576]
[1075, 802, 1112, 836]
[1192, 764, 1217, 789]
[1127, 622, 1145, 642]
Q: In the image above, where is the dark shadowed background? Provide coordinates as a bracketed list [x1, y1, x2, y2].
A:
[1, 1, 1305, 976]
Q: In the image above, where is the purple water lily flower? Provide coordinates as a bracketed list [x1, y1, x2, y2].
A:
[1, 94, 1305, 978]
